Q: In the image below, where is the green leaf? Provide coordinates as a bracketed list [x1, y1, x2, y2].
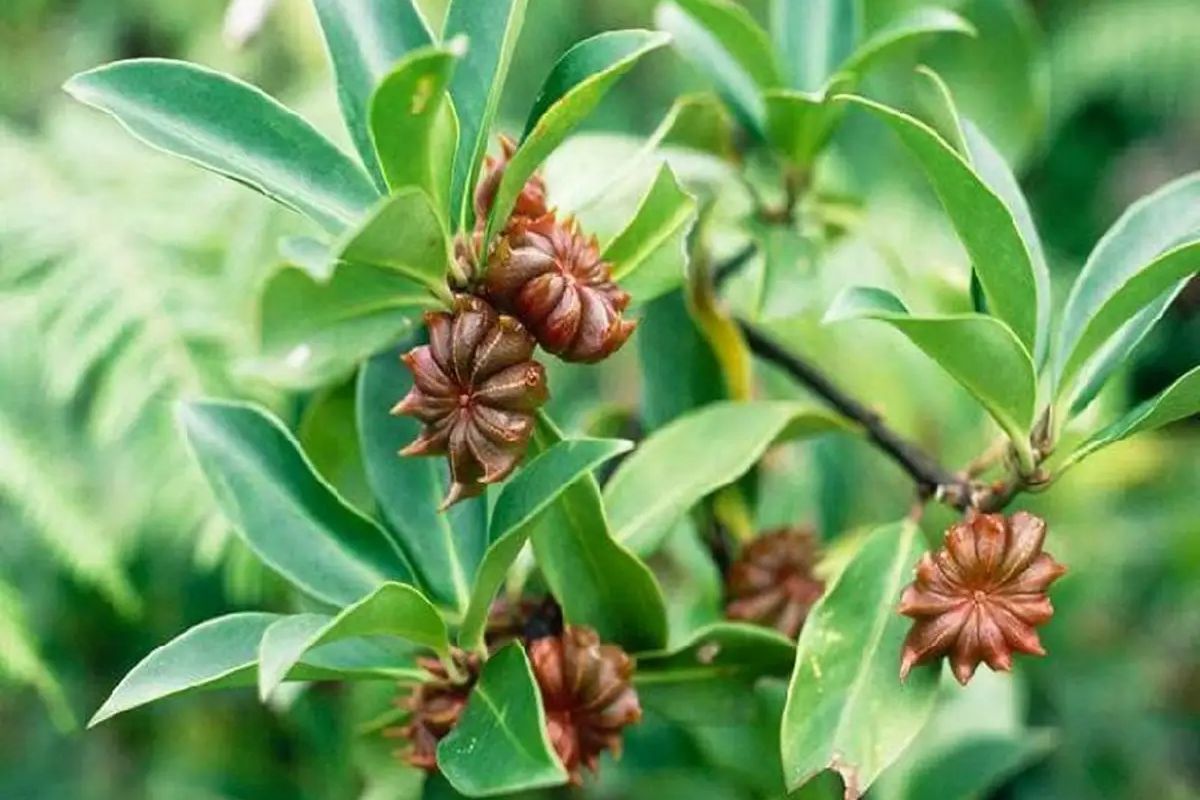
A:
[896, 733, 1055, 800]
[771, 0, 859, 92]
[840, 7, 974, 77]
[1056, 173, 1200, 405]
[257, 582, 449, 700]
[457, 437, 634, 653]
[64, 59, 378, 234]
[358, 347, 488, 613]
[90, 613, 421, 727]
[656, 1, 770, 130]
[840, 96, 1040, 356]
[312, 0, 434, 190]
[336, 188, 454, 301]
[253, 261, 437, 391]
[912, 66, 968, 156]
[638, 290, 728, 431]
[180, 400, 413, 606]
[1063, 365, 1200, 470]
[370, 45, 460, 212]
[437, 644, 568, 795]
[636, 622, 795, 683]
[0, 583, 74, 731]
[763, 85, 847, 168]
[605, 401, 850, 555]
[603, 163, 698, 304]
[444, 0, 528, 227]
[486, 30, 671, 242]
[826, 287, 1037, 445]
[781, 521, 939, 795]
[529, 415, 670, 653]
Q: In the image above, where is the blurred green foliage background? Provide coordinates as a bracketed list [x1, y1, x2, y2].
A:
[1, 1, 1197, 798]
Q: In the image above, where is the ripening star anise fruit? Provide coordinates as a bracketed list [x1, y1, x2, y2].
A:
[725, 528, 826, 640]
[485, 214, 637, 363]
[392, 295, 548, 508]
[387, 653, 480, 771]
[899, 510, 1067, 685]
[528, 625, 642, 784]
[474, 133, 549, 226]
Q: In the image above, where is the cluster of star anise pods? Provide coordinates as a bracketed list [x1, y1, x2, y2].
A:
[390, 599, 641, 785]
[393, 136, 637, 507]
[725, 527, 826, 640]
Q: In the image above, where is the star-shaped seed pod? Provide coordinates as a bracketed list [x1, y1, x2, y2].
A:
[725, 528, 826, 640]
[528, 625, 642, 784]
[899, 510, 1067, 685]
[474, 134, 549, 227]
[393, 295, 548, 508]
[386, 653, 481, 771]
[484, 214, 637, 363]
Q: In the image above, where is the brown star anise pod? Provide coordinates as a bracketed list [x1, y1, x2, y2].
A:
[725, 528, 826, 639]
[392, 295, 548, 508]
[386, 652, 481, 771]
[484, 213, 637, 363]
[899, 510, 1067, 685]
[474, 133, 549, 226]
[528, 625, 642, 784]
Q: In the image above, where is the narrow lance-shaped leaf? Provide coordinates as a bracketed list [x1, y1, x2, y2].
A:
[312, 0, 434, 190]
[528, 415, 670, 653]
[257, 582, 449, 700]
[486, 30, 671, 244]
[771, 0, 858, 93]
[444, 0, 528, 227]
[840, 96, 1041, 356]
[763, 75, 854, 168]
[458, 438, 634, 653]
[605, 401, 851, 555]
[359, 347, 488, 613]
[1055, 172, 1200, 404]
[781, 521, 940, 797]
[180, 401, 414, 607]
[437, 644, 569, 795]
[635, 622, 795, 684]
[370, 45, 461, 213]
[64, 59, 379, 234]
[826, 288, 1037, 448]
[912, 66, 969, 157]
[603, 163, 698, 304]
[839, 7, 974, 78]
[1062, 365, 1200, 471]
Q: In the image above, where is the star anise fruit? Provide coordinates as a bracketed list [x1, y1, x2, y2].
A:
[528, 625, 642, 784]
[725, 527, 826, 639]
[484, 213, 637, 363]
[386, 652, 481, 771]
[474, 133, 549, 227]
[899, 510, 1067, 685]
[392, 295, 548, 508]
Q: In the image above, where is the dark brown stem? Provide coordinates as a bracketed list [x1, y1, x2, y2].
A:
[713, 242, 758, 289]
[736, 318, 973, 510]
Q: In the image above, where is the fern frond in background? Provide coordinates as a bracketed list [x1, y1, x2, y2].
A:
[0, 577, 74, 731]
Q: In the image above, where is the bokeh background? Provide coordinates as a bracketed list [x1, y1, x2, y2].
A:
[1, 1, 1197, 798]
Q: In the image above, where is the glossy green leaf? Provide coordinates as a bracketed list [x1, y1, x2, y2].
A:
[312, 0, 433, 189]
[657, 1, 768, 130]
[604, 163, 698, 304]
[841, 7, 974, 77]
[912, 66, 968, 156]
[763, 86, 847, 168]
[257, 582, 448, 700]
[438, 644, 568, 795]
[444, 0, 528, 226]
[278, 235, 335, 280]
[458, 437, 633, 653]
[826, 287, 1037, 444]
[529, 416, 669, 653]
[370, 46, 460, 211]
[1064, 365, 1200, 470]
[781, 521, 939, 795]
[180, 401, 413, 607]
[64, 59, 378, 233]
[841, 96, 1040, 356]
[254, 261, 437, 390]
[636, 622, 795, 683]
[771, 0, 859, 92]
[486, 30, 670, 242]
[335, 188, 454, 302]
[638, 290, 728, 431]
[605, 401, 850, 555]
[1056, 173, 1200, 404]
[358, 347, 488, 613]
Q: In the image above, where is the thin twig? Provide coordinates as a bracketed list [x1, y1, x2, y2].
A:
[713, 242, 758, 289]
[736, 318, 973, 510]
